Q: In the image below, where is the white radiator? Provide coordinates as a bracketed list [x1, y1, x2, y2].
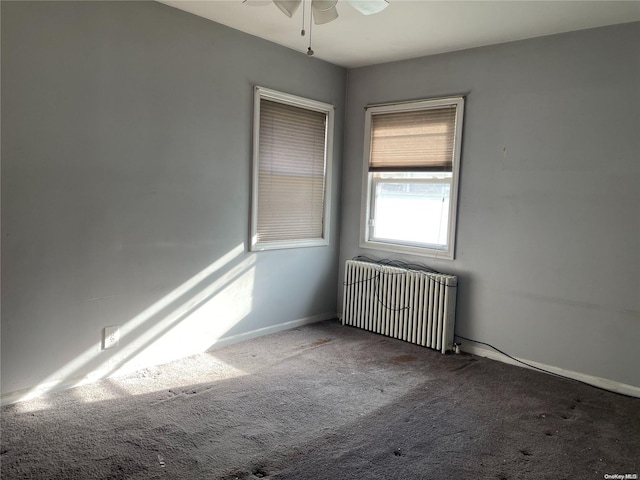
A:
[342, 260, 457, 353]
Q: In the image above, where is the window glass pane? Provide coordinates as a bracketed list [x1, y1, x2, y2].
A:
[372, 178, 450, 248]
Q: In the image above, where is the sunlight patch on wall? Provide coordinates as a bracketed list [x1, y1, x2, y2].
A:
[9, 243, 251, 405]
[106, 255, 256, 377]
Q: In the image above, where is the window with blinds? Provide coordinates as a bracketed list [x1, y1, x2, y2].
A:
[360, 97, 464, 259]
[251, 87, 334, 251]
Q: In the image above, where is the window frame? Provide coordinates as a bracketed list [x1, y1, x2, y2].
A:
[359, 96, 465, 260]
[250, 86, 334, 252]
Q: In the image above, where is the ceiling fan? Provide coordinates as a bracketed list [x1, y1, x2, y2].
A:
[244, 0, 389, 55]
[244, 0, 388, 24]
[271, 0, 389, 25]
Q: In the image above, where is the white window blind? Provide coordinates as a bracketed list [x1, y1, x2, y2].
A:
[252, 91, 333, 250]
[369, 105, 457, 171]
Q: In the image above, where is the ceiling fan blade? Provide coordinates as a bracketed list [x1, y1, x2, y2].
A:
[346, 0, 388, 15]
[242, 0, 271, 6]
[312, 0, 339, 25]
[273, 0, 302, 17]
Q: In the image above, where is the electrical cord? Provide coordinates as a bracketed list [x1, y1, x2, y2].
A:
[343, 271, 410, 311]
[343, 257, 456, 311]
[454, 334, 564, 378]
[453, 334, 634, 398]
[353, 255, 442, 274]
[349, 256, 456, 288]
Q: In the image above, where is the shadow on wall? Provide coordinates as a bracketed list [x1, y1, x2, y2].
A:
[10, 243, 258, 403]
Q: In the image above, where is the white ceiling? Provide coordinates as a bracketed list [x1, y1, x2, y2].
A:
[160, 1, 640, 68]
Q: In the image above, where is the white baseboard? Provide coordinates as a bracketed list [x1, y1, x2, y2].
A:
[1, 312, 336, 406]
[1, 372, 106, 406]
[461, 344, 640, 398]
[205, 312, 336, 351]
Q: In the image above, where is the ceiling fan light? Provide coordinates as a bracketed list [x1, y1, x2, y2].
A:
[346, 0, 389, 15]
[312, 1, 339, 25]
[273, 0, 301, 17]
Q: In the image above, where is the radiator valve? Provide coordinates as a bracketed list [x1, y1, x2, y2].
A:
[454, 343, 461, 354]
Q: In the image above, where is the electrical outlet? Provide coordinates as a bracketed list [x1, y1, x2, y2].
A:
[103, 325, 120, 349]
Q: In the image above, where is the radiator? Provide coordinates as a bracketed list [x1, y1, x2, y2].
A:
[342, 260, 457, 353]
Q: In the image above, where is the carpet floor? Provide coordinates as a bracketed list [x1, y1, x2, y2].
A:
[1, 319, 638, 479]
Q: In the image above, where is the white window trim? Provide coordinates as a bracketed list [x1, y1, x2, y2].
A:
[359, 96, 465, 260]
[251, 86, 334, 251]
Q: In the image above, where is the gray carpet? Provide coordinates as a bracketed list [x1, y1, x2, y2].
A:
[1, 320, 639, 479]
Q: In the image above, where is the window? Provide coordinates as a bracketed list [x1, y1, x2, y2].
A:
[251, 87, 334, 251]
[360, 97, 464, 259]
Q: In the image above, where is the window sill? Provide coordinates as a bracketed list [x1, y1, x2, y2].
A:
[251, 238, 329, 252]
[359, 239, 454, 260]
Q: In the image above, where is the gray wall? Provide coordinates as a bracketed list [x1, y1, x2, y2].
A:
[339, 22, 640, 387]
[2, 0, 638, 398]
[1, 1, 345, 396]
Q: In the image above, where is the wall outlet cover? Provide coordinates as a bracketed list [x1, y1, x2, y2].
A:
[103, 326, 120, 349]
